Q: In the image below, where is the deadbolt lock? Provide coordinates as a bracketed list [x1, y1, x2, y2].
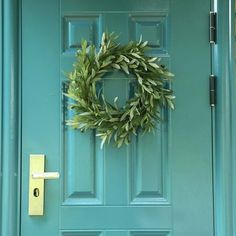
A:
[28, 154, 59, 216]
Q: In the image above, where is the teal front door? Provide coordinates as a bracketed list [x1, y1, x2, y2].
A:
[21, 0, 214, 235]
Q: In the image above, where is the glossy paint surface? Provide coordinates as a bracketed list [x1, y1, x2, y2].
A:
[21, 0, 214, 235]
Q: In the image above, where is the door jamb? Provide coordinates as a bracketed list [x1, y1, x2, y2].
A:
[212, 0, 236, 235]
[0, 0, 21, 236]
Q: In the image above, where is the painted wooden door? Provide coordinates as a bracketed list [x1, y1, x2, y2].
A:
[21, 0, 214, 235]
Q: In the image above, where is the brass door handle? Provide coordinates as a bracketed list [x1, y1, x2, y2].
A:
[28, 154, 59, 216]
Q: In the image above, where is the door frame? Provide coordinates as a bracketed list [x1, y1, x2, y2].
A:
[0, 0, 235, 235]
[0, 0, 21, 235]
[212, 0, 236, 235]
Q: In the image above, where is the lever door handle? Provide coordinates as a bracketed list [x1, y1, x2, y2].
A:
[32, 172, 60, 179]
[28, 154, 59, 216]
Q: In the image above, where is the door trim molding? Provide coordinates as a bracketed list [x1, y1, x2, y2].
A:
[0, 0, 2, 232]
[213, 0, 235, 235]
[0, 0, 21, 235]
[0, 0, 235, 235]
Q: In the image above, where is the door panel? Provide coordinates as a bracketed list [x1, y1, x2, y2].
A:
[21, 0, 213, 235]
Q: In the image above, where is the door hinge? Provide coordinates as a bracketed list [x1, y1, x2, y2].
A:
[209, 75, 216, 107]
[210, 12, 217, 44]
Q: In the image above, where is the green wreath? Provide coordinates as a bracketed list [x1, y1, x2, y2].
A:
[65, 32, 175, 148]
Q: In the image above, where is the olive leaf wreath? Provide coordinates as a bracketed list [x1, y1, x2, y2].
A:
[65, 32, 175, 148]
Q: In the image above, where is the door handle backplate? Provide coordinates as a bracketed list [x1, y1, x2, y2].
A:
[28, 154, 59, 216]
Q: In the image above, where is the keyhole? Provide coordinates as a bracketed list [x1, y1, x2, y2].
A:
[33, 188, 40, 197]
